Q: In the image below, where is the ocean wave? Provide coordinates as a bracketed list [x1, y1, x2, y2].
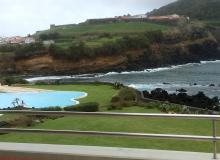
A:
[25, 63, 199, 82]
[200, 60, 220, 64]
[26, 60, 220, 82]
[103, 63, 198, 76]
[26, 74, 103, 82]
[26, 76, 72, 82]
[128, 83, 206, 91]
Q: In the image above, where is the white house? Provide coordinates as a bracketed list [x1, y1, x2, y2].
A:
[24, 37, 36, 44]
[43, 40, 55, 45]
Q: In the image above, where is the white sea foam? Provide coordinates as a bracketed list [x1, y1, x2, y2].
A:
[128, 83, 206, 91]
[109, 63, 199, 75]
[200, 60, 220, 64]
[26, 74, 104, 82]
[26, 76, 72, 82]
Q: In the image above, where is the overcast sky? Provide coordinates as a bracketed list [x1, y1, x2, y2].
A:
[0, 0, 176, 37]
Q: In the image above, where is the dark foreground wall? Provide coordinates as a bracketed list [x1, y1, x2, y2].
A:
[0, 151, 134, 160]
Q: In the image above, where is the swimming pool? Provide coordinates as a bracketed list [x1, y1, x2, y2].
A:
[0, 91, 87, 109]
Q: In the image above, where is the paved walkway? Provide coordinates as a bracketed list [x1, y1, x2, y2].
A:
[0, 143, 217, 160]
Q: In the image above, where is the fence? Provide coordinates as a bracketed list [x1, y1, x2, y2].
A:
[0, 110, 219, 159]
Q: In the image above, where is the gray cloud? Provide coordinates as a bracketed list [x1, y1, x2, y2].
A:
[0, 0, 176, 36]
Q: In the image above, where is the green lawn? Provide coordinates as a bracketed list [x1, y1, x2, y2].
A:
[85, 37, 121, 47]
[28, 84, 118, 108]
[38, 22, 172, 49]
[0, 52, 14, 55]
[55, 36, 121, 48]
[205, 20, 220, 27]
[0, 84, 219, 153]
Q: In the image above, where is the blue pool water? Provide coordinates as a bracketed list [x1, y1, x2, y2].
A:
[0, 91, 87, 109]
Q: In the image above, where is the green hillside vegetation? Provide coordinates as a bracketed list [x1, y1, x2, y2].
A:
[37, 22, 171, 49]
[0, 18, 219, 75]
[206, 21, 220, 27]
[39, 22, 171, 36]
[149, 0, 220, 20]
[0, 52, 14, 55]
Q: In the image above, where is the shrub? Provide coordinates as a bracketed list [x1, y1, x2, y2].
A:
[109, 87, 138, 110]
[1, 77, 29, 86]
[118, 88, 137, 102]
[113, 82, 124, 89]
[39, 32, 60, 40]
[111, 96, 121, 103]
[14, 43, 46, 60]
[64, 102, 99, 112]
[144, 30, 164, 43]
[107, 104, 123, 110]
[0, 44, 19, 52]
[40, 107, 62, 111]
[99, 33, 112, 38]
[143, 88, 220, 111]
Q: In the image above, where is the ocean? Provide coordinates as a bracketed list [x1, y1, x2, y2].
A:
[26, 60, 220, 98]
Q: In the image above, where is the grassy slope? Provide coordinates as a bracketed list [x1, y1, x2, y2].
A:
[42, 22, 171, 36]
[0, 52, 14, 55]
[38, 22, 172, 48]
[0, 84, 219, 153]
[85, 37, 121, 47]
[205, 21, 220, 27]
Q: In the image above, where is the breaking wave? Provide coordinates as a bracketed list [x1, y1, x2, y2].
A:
[26, 60, 220, 82]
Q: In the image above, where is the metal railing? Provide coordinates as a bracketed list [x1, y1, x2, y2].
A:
[0, 110, 219, 159]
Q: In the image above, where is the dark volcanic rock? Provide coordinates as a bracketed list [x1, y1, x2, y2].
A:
[176, 88, 187, 93]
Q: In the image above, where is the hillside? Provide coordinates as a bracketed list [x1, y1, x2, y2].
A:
[0, 19, 220, 75]
[37, 22, 171, 48]
[148, 0, 220, 20]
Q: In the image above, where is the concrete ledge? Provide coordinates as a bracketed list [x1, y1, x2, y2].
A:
[0, 142, 217, 160]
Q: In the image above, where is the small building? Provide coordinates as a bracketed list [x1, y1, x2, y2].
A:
[148, 14, 181, 21]
[24, 36, 36, 44]
[50, 24, 56, 29]
[7, 36, 24, 44]
[43, 40, 55, 45]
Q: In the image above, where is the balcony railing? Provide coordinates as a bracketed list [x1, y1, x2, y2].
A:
[0, 110, 219, 159]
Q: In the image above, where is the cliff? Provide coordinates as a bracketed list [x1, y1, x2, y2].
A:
[1, 36, 219, 76]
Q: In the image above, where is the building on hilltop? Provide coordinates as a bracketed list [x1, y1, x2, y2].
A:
[24, 35, 36, 44]
[147, 14, 189, 24]
[120, 14, 148, 19]
[148, 14, 181, 20]
[48, 13, 187, 28]
[50, 23, 77, 30]
[6, 36, 24, 44]
[85, 14, 148, 24]
[43, 40, 55, 45]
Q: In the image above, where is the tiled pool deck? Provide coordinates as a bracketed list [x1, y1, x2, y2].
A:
[0, 142, 217, 160]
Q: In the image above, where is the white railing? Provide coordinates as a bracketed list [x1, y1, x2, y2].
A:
[0, 110, 219, 159]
